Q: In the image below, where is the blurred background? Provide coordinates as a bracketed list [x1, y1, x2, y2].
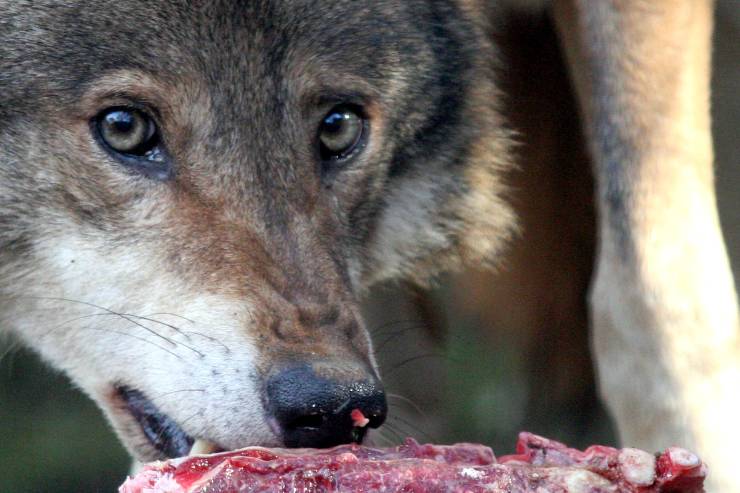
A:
[1, 2, 738, 491]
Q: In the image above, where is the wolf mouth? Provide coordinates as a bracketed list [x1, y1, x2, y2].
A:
[116, 385, 202, 459]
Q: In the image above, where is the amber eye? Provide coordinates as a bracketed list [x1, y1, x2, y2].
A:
[94, 107, 171, 180]
[318, 106, 365, 161]
[97, 108, 157, 155]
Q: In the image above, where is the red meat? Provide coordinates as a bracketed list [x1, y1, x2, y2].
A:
[119, 432, 706, 492]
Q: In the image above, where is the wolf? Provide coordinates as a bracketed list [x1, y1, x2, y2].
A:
[1, 0, 737, 491]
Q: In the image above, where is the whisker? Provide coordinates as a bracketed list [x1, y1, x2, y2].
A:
[370, 430, 396, 448]
[16, 296, 229, 358]
[0, 341, 22, 377]
[30, 297, 211, 358]
[380, 421, 406, 442]
[81, 327, 183, 360]
[373, 325, 427, 354]
[183, 331, 230, 352]
[47, 311, 122, 332]
[0, 340, 20, 364]
[144, 312, 196, 324]
[43, 310, 213, 361]
[382, 353, 447, 378]
[387, 393, 427, 418]
[147, 388, 206, 405]
[122, 313, 205, 357]
[178, 411, 203, 431]
[388, 414, 437, 443]
[369, 320, 425, 337]
[32, 297, 182, 347]
[123, 314, 192, 340]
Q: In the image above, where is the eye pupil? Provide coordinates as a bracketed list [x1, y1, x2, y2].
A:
[107, 112, 134, 133]
[323, 113, 346, 133]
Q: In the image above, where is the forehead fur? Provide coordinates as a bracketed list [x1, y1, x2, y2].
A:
[1, 0, 474, 105]
[1, 0, 514, 288]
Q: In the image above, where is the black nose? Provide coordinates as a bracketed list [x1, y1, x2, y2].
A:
[265, 365, 387, 448]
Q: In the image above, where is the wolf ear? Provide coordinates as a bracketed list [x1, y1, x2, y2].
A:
[360, 79, 517, 289]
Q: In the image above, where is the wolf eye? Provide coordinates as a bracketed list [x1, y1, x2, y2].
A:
[318, 106, 365, 161]
[94, 107, 171, 180]
[98, 108, 157, 154]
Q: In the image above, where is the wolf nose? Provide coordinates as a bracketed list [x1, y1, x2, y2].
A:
[265, 365, 387, 448]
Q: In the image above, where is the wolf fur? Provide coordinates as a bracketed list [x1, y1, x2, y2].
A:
[0, 1, 737, 491]
[0, 0, 513, 462]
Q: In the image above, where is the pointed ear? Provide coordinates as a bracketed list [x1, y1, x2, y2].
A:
[360, 10, 517, 289]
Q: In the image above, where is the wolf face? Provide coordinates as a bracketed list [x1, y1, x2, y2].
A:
[0, 0, 514, 461]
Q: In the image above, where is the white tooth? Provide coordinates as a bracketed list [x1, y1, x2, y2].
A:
[189, 439, 220, 456]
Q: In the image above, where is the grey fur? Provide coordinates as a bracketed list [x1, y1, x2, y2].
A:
[0, 0, 514, 461]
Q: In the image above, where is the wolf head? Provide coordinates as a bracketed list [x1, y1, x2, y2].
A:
[0, 0, 513, 460]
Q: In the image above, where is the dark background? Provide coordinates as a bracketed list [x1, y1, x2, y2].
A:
[1, 3, 738, 491]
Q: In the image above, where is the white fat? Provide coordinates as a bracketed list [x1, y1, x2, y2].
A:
[559, 470, 617, 493]
[120, 471, 185, 493]
[618, 448, 656, 486]
[459, 467, 484, 480]
[668, 448, 700, 468]
[189, 439, 221, 456]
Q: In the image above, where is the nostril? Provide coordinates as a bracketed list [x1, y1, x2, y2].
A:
[286, 413, 325, 431]
[366, 411, 385, 429]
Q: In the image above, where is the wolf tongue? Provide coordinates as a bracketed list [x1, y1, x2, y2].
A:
[189, 439, 221, 456]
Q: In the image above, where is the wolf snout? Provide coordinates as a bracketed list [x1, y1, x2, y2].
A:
[265, 365, 387, 448]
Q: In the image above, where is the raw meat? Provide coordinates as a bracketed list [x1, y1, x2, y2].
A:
[119, 432, 706, 492]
